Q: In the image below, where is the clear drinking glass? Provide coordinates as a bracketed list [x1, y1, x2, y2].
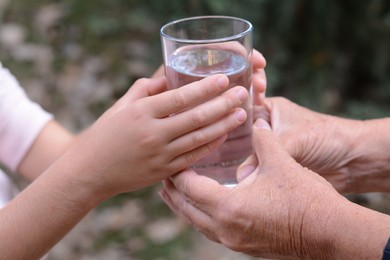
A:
[160, 16, 253, 187]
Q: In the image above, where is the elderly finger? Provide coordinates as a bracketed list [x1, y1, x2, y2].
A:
[161, 172, 219, 239]
[251, 49, 266, 69]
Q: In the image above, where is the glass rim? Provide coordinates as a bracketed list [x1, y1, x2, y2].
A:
[160, 15, 253, 44]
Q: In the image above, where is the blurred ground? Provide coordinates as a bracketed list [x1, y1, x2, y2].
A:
[1, 1, 390, 259]
[47, 190, 260, 260]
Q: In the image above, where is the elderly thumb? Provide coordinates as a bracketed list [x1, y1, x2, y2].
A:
[251, 118, 291, 169]
[236, 118, 272, 182]
[254, 118, 271, 130]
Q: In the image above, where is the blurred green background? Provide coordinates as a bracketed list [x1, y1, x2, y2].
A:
[1, 0, 390, 259]
[2, 0, 390, 120]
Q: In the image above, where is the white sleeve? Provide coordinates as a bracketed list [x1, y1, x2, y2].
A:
[0, 62, 53, 172]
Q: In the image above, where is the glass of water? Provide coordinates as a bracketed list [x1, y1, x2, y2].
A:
[160, 16, 253, 187]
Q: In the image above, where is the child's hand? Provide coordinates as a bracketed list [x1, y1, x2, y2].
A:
[72, 74, 248, 197]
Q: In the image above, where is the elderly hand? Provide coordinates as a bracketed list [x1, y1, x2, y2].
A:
[245, 97, 390, 193]
[161, 119, 346, 259]
[160, 118, 390, 259]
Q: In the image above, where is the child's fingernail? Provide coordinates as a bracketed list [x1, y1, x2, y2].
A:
[237, 88, 248, 102]
[235, 109, 247, 122]
[216, 75, 229, 89]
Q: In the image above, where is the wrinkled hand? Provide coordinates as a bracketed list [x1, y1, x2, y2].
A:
[160, 119, 345, 259]
[245, 97, 372, 193]
[72, 74, 248, 197]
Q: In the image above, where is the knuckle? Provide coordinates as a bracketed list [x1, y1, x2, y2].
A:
[204, 141, 216, 153]
[221, 113, 238, 134]
[191, 110, 207, 126]
[201, 81, 213, 97]
[223, 237, 243, 252]
[132, 101, 144, 114]
[170, 159, 186, 172]
[214, 206, 231, 224]
[215, 202, 241, 225]
[183, 151, 197, 165]
[219, 229, 246, 252]
[134, 77, 150, 86]
[191, 131, 206, 146]
[172, 91, 187, 108]
[223, 116, 234, 132]
[140, 132, 161, 148]
[209, 199, 252, 252]
[223, 96, 237, 111]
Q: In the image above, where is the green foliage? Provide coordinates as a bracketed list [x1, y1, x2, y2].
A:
[252, 0, 390, 116]
[3, 0, 390, 119]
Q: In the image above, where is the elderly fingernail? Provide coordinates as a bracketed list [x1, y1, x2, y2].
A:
[255, 118, 271, 130]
